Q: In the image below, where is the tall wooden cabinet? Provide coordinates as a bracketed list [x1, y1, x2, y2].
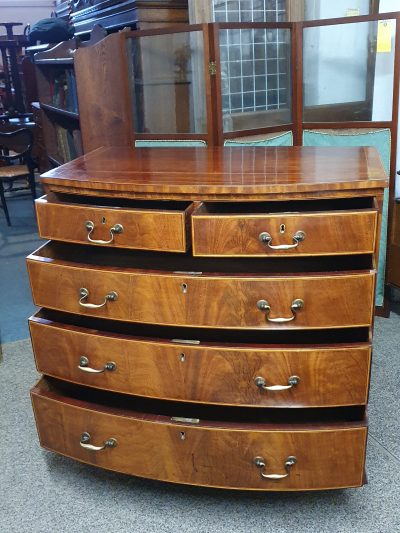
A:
[34, 39, 83, 168]
[28, 145, 387, 490]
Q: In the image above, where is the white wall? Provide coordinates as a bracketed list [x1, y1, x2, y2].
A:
[0, 1, 55, 33]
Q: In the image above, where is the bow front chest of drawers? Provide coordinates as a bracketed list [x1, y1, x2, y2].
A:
[28, 146, 388, 491]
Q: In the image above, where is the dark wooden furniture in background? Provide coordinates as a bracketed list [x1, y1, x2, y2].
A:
[31, 2, 189, 170]
[28, 145, 387, 490]
[0, 128, 36, 225]
[388, 191, 400, 288]
[0, 22, 27, 113]
[33, 39, 83, 169]
[55, 0, 188, 35]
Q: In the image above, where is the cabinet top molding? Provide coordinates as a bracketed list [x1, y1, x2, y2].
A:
[40, 146, 388, 200]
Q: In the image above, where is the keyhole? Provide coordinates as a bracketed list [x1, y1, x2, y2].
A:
[101, 217, 106, 224]
[181, 283, 188, 294]
[180, 431, 186, 440]
[280, 224, 286, 234]
[179, 352, 186, 362]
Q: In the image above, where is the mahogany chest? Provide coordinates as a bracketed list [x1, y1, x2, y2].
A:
[28, 146, 387, 490]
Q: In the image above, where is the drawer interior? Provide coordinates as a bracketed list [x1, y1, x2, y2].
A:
[34, 376, 367, 427]
[32, 309, 370, 347]
[196, 197, 375, 215]
[46, 192, 192, 212]
[30, 241, 373, 273]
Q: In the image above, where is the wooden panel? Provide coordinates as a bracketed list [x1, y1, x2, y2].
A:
[388, 201, 400, 288]
[26, 250, 375, 329]
[39, 146, 389, 200]
[192, 208, 377, 257]
[35, 195, 192, 252]
[31, 379, 368, 490]
[74, 33, 133, 153]
[30, 317, 371, 407]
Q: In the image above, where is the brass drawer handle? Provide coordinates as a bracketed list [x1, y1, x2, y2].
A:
[80, 432, 117, 451]
[85, 220, 124, 245]
[78, 356, 116, 373]
[254, 375, 300, 391]
[253, 456, 297, 480]
[257, 298, 304, 323]
[259, 230, 305, 250]
[79, 287, 118, 309]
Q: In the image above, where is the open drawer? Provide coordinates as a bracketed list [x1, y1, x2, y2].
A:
[191, 198, 378, 257]
[35, 193, 194, 252]
[29, 310, 372, 408]
[31, 377, 368, 491]
[27, 242, 375, 330]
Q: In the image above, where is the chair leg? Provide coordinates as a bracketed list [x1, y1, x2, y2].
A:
[28, 172, 36, 200]
[0, 180, 11, 226]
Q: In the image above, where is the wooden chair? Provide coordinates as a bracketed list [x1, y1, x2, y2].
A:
[0, 128, 36, 226]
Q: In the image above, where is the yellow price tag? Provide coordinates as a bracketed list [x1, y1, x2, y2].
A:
[377, 20, 392, 53]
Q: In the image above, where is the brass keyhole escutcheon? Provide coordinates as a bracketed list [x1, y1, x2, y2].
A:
[280, 224, 286, 234]
[180, 431, 186, 440]
[179, 352, 186, 362]
[101, 216, 106, 224]
[181, 282, 188, 294]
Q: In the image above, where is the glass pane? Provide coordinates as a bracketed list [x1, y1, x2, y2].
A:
[304, 0, 371, 20]
[128, 32, 207, 134]
[213, 0, 287, 23]
[303, 20, 396, 122]
[220, 27, 292, 132]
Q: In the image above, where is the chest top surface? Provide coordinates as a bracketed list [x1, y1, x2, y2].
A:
[40, 146, 388, 199]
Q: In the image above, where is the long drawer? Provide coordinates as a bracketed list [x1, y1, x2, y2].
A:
[31, 378, 368, 491]
[29, 313, 371, 408]
[35, 195, 193, 253]
[192, 200, 378, 257]
[27, 243, 375, 330]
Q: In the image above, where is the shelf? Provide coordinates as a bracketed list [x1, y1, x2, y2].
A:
[41, 103, 80, 121]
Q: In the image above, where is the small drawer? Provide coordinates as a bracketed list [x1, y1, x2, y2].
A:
[27, 242, 375, 330]
[35, 194, 193, 252]
[29, 313, 371, 408]
[192, 199, 377, 257]
[31, 377, 367, 490]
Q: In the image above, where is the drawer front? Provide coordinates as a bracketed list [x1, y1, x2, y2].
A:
[27, 258, 375, 329]
[192, 210, 377, 256]
[30, 318, 371, 407]
[35, 196, 191, 252]
[31, 386, 367, 490]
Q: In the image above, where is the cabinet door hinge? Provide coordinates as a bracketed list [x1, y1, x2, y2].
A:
[209, 61, 217, 76]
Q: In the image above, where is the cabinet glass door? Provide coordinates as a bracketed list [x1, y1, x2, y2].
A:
[303, 19, 396, 123]
[219, 24, 292, 132]
[127, 28, 209, 137]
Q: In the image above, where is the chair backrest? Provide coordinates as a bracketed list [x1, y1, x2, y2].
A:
[0, 128, 33, 161]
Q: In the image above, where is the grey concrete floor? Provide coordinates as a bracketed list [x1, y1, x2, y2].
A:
[0, 189, 42, 343]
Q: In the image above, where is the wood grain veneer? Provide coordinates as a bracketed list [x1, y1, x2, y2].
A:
[29, 317, 371, 408]
[31, 377, 367, 491]
[192, 206, 377, 257]
[35, 195, 193, 252]
[27, 246, 375, 329]
[39, 146, 389, 200]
